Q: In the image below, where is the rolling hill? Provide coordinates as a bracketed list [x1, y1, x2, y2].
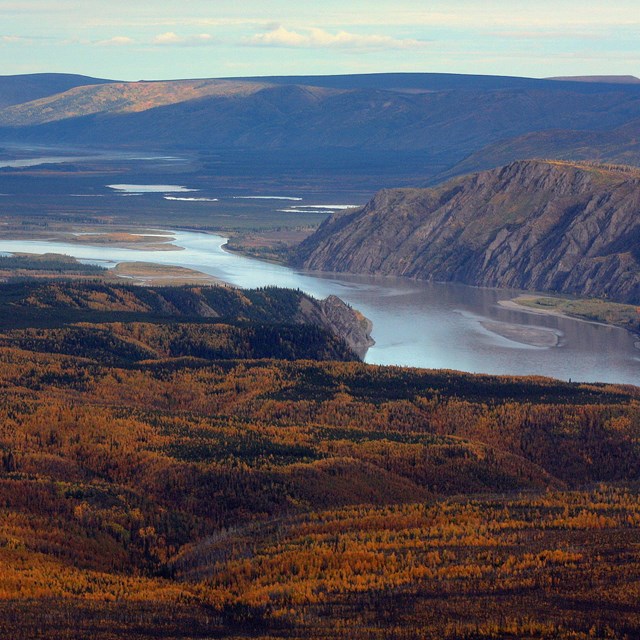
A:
[0, 283, 639, 638]
[2, 71, 640, 640]
[0, 72, 639, 183]
[0, 78, 275, 127]
[228, 71, 640, 91]
[0, 72, 112, 109]
[0, 281, 373, 360]
[3, 81, 638, 152]
[548, 74, 640, 84]
[440, 118, 640, 180]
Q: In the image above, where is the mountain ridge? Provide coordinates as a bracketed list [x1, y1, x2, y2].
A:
[437, 119, 640, 181]
[293, 159, 640, 303]
[1, 72, 639, 184]
[0, 73, 113, 109]
[229, 71, 640, 93]
[548, 75, 640, 84]
[0, 78, 278, 127]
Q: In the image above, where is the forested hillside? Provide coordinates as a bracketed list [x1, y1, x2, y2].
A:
[0, 281, 373, 360]
[0, 278, 638, 638]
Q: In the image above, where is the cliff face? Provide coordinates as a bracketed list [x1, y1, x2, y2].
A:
[294, 160, 640, 304]
[297, 294, 375, 359]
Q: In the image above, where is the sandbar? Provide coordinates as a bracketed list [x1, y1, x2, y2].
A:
[112, 262, 224, 286]
[481, 320, 560, 348]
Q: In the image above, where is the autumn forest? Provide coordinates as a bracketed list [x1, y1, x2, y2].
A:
[0, 279, 636, 639]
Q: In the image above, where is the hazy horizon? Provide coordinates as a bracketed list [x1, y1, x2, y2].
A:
[3, 70, 640, 84]
[0, 0, 638, 81]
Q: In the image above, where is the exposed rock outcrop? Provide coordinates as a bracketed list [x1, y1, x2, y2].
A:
[294, 160, 640, 304]
[297, 294, 375, 359]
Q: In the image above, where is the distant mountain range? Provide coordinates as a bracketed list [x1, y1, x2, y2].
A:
[293, 160, 640, 304]
[0, 73, 112, 109]
[547, 75, 640, 84]
[0, 72, 639, 183]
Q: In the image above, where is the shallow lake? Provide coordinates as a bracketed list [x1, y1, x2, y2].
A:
[0, 230, 637, 385]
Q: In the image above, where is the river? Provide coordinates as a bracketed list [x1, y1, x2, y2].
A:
[0, 230, 637, 385]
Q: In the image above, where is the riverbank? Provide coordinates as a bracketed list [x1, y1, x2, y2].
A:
[67, 232, 182, 251]
[222, 227, 313, 264]
[0, 227, 183, 251]
[0, 228, 637, 383]
[112, 262, 224, 286]
[500, 295, 640, 348]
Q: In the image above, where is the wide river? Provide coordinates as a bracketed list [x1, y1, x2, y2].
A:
[0, 230, 638, 385]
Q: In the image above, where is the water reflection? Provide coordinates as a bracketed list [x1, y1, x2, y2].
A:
[0, 230, 637, 385]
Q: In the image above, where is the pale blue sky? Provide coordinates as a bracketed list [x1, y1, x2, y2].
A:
[0, 0, 638, 80]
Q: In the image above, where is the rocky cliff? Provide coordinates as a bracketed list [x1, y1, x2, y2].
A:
[294, 160, 640, 304]
[297, 294, 375, 359]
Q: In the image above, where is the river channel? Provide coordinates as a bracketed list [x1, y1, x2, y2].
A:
[0, 230, 637, 385]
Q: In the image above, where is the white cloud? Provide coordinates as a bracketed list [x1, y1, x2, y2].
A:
[152, 31, 214, 47]
[153, 31, 181, 44]
[1, 35, 26, 43]
[96, 36, 135, 46]
[247, 26, 429, 50]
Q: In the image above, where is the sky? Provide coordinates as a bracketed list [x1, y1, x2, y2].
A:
[0, 0, 639, 81]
